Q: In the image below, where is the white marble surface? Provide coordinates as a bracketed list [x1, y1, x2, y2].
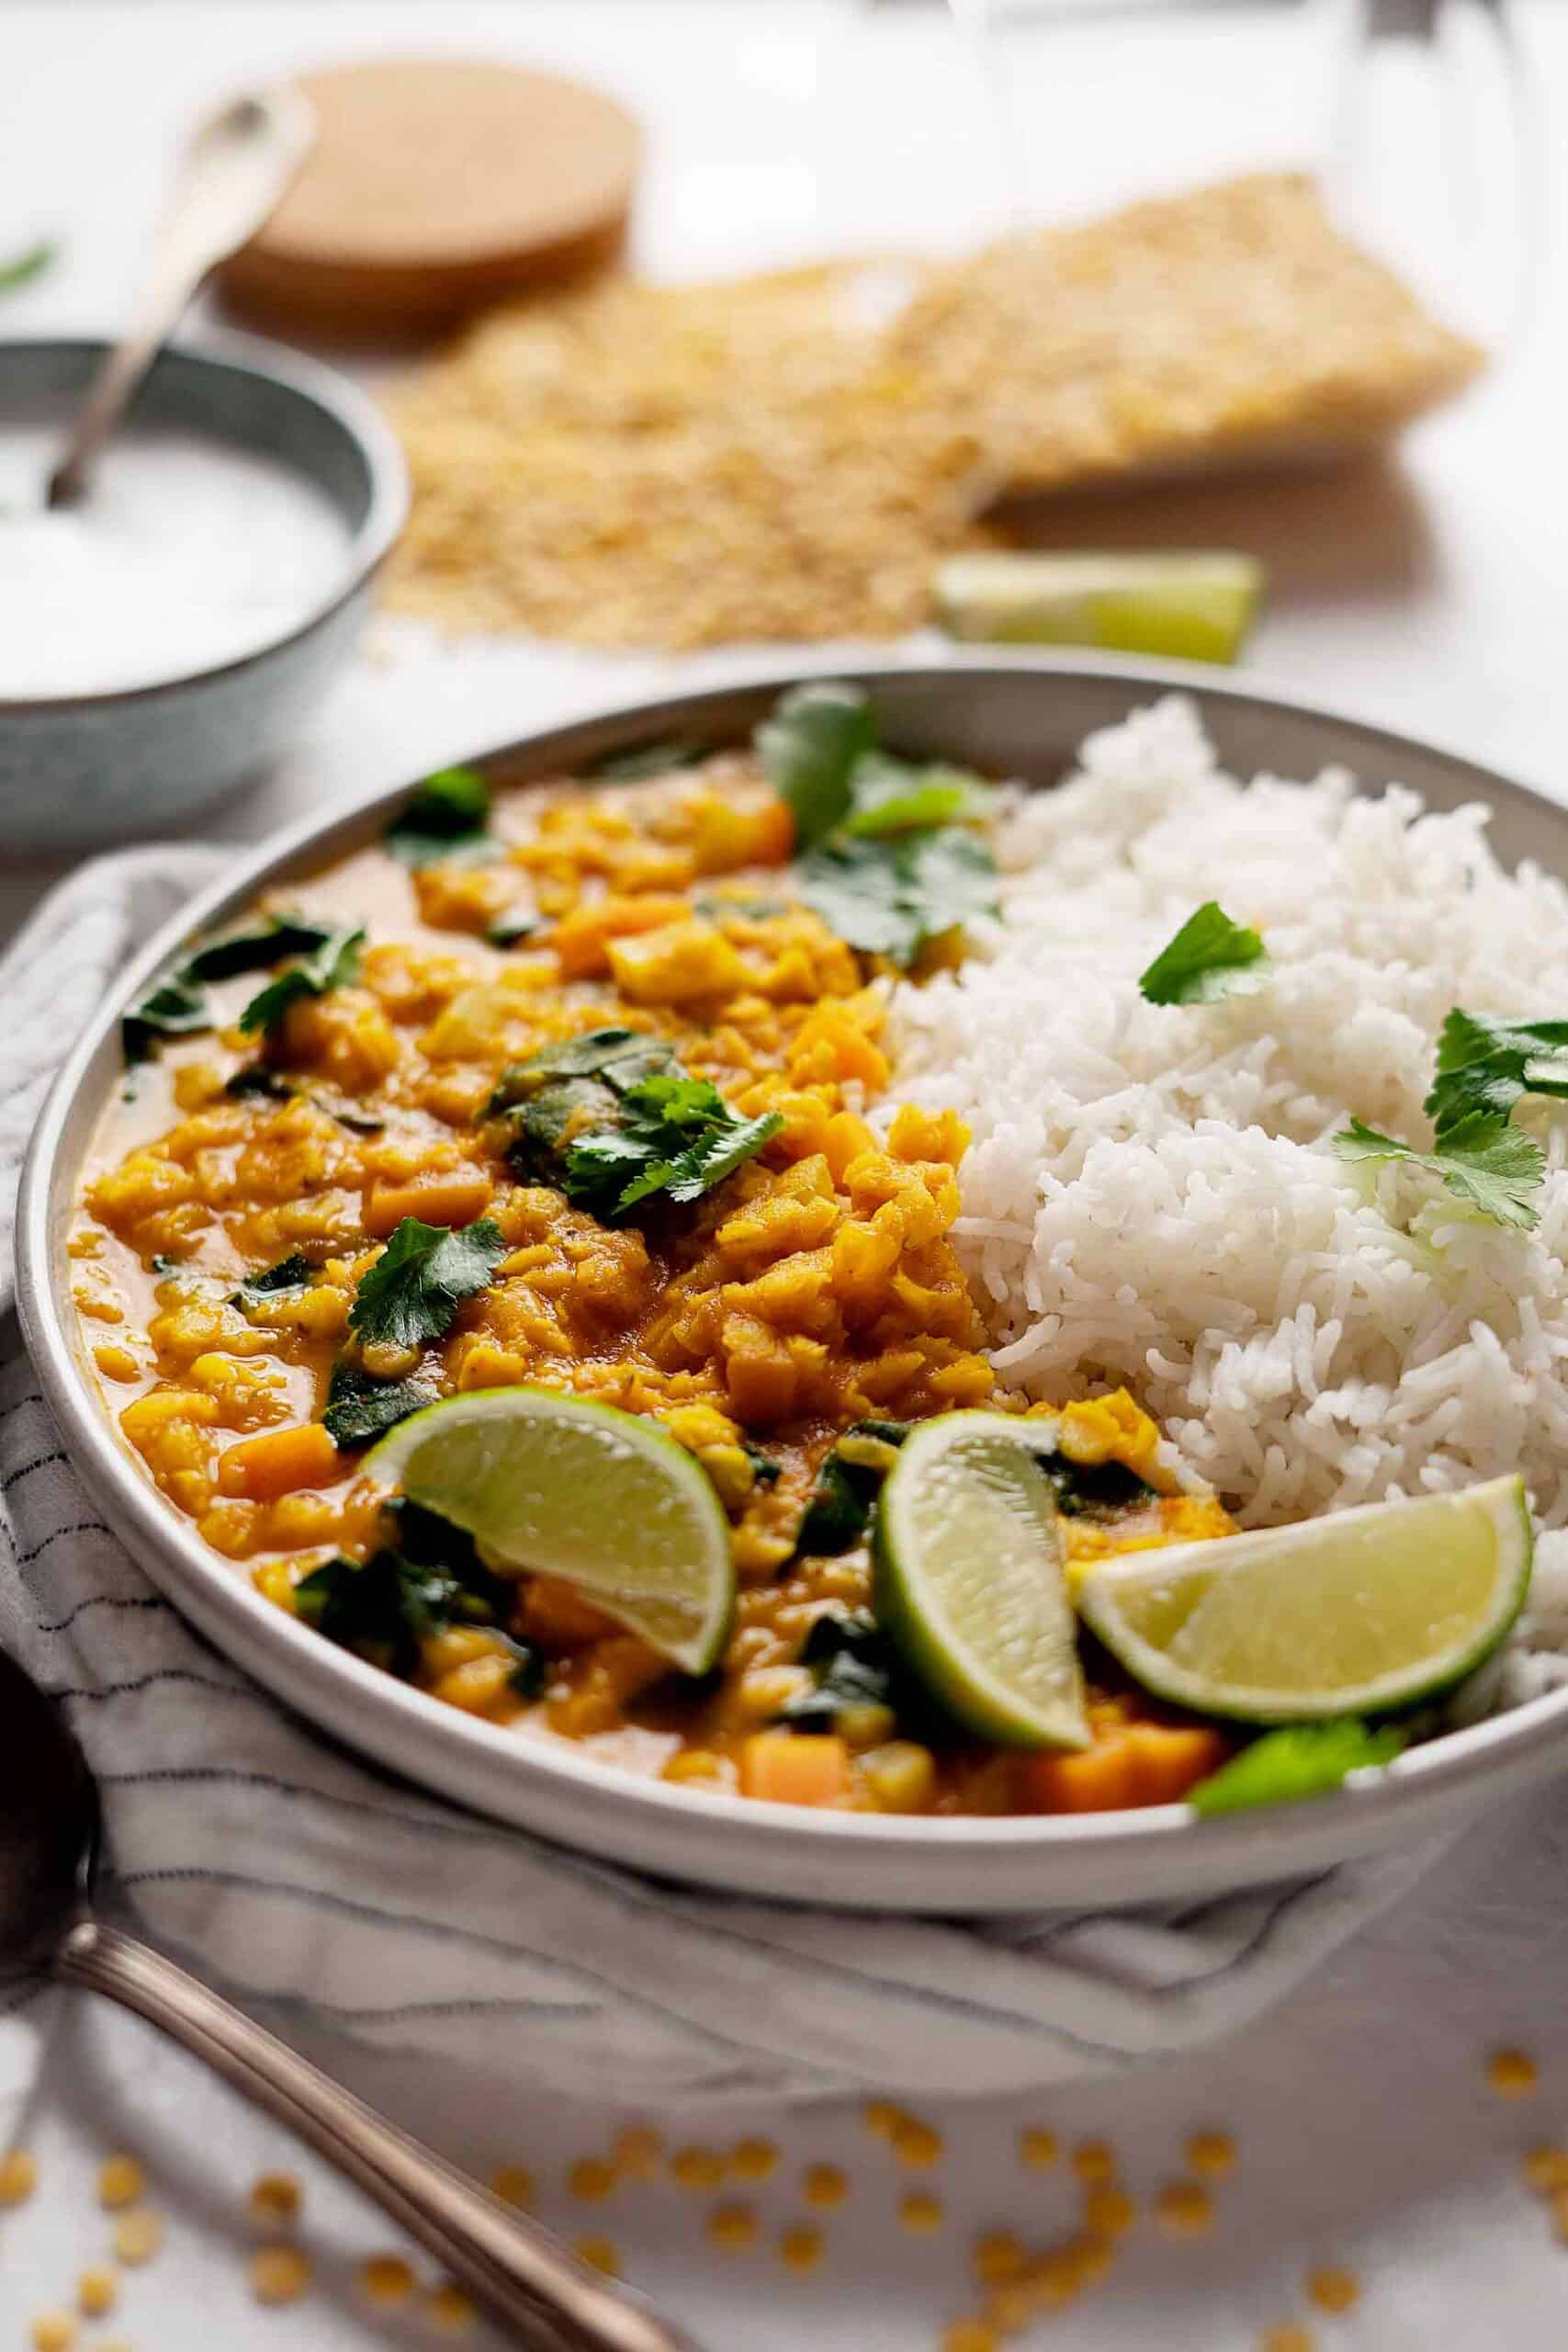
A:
[4, 3, 1568, 2346]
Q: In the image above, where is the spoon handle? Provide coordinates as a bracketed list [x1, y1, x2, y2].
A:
[47, 89, 314, 508]
[56, 1917, 703, 2352]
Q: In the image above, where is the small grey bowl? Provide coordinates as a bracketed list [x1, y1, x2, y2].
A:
[0, 334, 408, 851]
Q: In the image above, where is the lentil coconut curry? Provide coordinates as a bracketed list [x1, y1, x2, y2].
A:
[73, 685, 1532, 1823]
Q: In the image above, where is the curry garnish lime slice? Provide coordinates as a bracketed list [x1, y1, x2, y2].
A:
[364, 1387, 735, 1675]
[873, 1412, 1089, 1749]
[1077, 1476, 1532, 1724]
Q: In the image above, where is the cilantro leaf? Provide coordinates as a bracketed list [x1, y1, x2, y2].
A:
[238, 923, 365, 1039]
[224, 1064, 295, 1102]
[0, 239, 58, 298]
[1138, 902, 1270, 1006]
[122, 975, 209, 1062]
[1425, 1008, 1568, 1133]
[798, 827, 998, 965]
[840, 753, 991, 838]
[565, 1071, 783, 1219]
[1189, 1720, 1407, 1816]
[229, 1254, 312, 1310]
[182, 912, 336, 983]
[660, 1108, 788, 1204]
[348, 1216, 506, 1352]
[1331, 1113, 1544, 1231]
[321, 1363, 439, 1448]
[589, 740, 704, 782]
[384, 765, 494, 867]
[757, 681, 877, 848]
[487, 1028, 678, 1109]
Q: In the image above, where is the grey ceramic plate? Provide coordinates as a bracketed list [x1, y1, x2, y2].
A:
[18, 655, 1568, 1912]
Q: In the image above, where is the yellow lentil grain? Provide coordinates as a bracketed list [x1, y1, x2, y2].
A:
[491, 2164, 535, 2209]
[111, 2208, 164, 2267]
[1154, 2181, 1213, 2239]
[779, 2222, 825, 2272]
[1065, 2233, 1112, 2288]
[942, 2323, 998, 2352]
[707, 2202, 759, 2252]
[613, 2124, 664, 2180]
[358, 2254, 417, 2307]
[1083, 2185, 1135, 2238]
[568, 2155, 617, 2202]
[250, 2245, 312, 2305]
[248, 2170, 302, 2226]
[1071, 2140, 1116, 2186]
[1305, 2267, 1359, 2315]
[671, 2145, 727, 2191]
[96, 2154, 144, 2211]
[803, 2161, 849, 2207]
[891, 2121, 942, 2171]
[29, 2316, 73, 2352]
[972, 2229, 1028, 2286]
[1186, 2130, 1237, 2177]
[863, 2099, 903, 2139]
[729, 2137, 779, 2183]
[1549, 2186, 1568, 2242]
[985, 2280, 1038, 2332]
[900, 2189, 944, 2233]
[77, 2269, 118, 2318]
[1018, 2127, 1059, 2171]
[1488, 2048, 1538, 2098]
[0, 2147, 39, 2205]
[423, 2280, 477, 2331]
[1524, 2144, 1568, 2194]
[573, 2237, 621, 2278]
[1262, 2328, 1315, 2352]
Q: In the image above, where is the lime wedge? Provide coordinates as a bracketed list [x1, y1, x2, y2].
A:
[1077, 1476, 1532, 1724]
[365, 1387, 734, 1674]
[933, 551, 1264, 664]
[873, 1412, 1089, 1749]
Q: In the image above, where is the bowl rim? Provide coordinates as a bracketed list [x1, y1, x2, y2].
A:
[18, 649, 1568, 1907]
[0, 328, 409, 716]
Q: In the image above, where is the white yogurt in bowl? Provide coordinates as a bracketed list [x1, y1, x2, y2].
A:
[0, 425, 353, 699]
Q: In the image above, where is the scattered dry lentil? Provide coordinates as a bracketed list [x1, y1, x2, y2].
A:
[1305, 2266, 1359, 2316]
[1018, 2128, 1059, 2171]
[1262, 2328, 1315, 2352]
[1154, 2180, 1214, 2239]
[490, 2164, 535, 2210]
[891, 2120, 943, 2171]
[1067, 2233, 1113, 2287]
[729, 2137, 779, 2183]
[942, 2322, 998, 2352]
[110, 2208, 164, 2267]
[1083, 2185, 1135, 2239]
[1071, 2140, 1116, 2187]
[567, 2155, 616, 2202]
[1489, 2048, 1539, 2098]
[573, 2237, 621, 2278]
[900, 2189, 945, 2233]
[249, 2245, 312, 2306]
[248, 2171, 302, 2228]
[864, 2100, 904, 2139]
[779, 2222, 825, 2272]
[0, 2147, 39, 2206]
[423, 2280, 477, 2331]
[29, 2315, 73, 2352]
[613, 2125, 664, 2180]
[706, 2202, 759, 2252]
[803, 2162, 850, 2208]
[96, 2155, 144, 2211]
[77, 2268, 118, 2319]
[671, 2146, 727, 2192]
[972, 2230, 1028, 2286]
[1524, 2144, 1568, 2194]
[358, 2254, 417, 2307]
[1186, 2129, 1237, 2177]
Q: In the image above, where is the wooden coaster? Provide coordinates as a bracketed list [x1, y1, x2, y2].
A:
[218, 57, 641, 338]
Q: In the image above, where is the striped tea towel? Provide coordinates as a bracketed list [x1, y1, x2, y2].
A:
[0, 852, 1443, 2108]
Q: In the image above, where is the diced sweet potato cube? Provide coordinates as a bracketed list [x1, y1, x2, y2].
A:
[739, 1732, 851, 1807]
[1025, 1722, 1230, 1815]
[364, 1171, 493, 1237]
[218, 1421, 340, 1503]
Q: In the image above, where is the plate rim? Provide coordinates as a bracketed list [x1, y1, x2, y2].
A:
[20, 648, 1568, 1911]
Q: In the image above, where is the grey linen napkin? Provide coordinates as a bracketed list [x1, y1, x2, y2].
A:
[0, 853, 1440, 2107]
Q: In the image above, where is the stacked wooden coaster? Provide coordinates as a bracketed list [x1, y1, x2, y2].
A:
[219, 56, 641, 338]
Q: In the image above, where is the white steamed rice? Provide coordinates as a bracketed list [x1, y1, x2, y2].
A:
[884, 696, 1568, 1708]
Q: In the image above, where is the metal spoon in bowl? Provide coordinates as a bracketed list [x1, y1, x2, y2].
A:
[46, 89, 315, 510]
[0, 1647, 702, 2351]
